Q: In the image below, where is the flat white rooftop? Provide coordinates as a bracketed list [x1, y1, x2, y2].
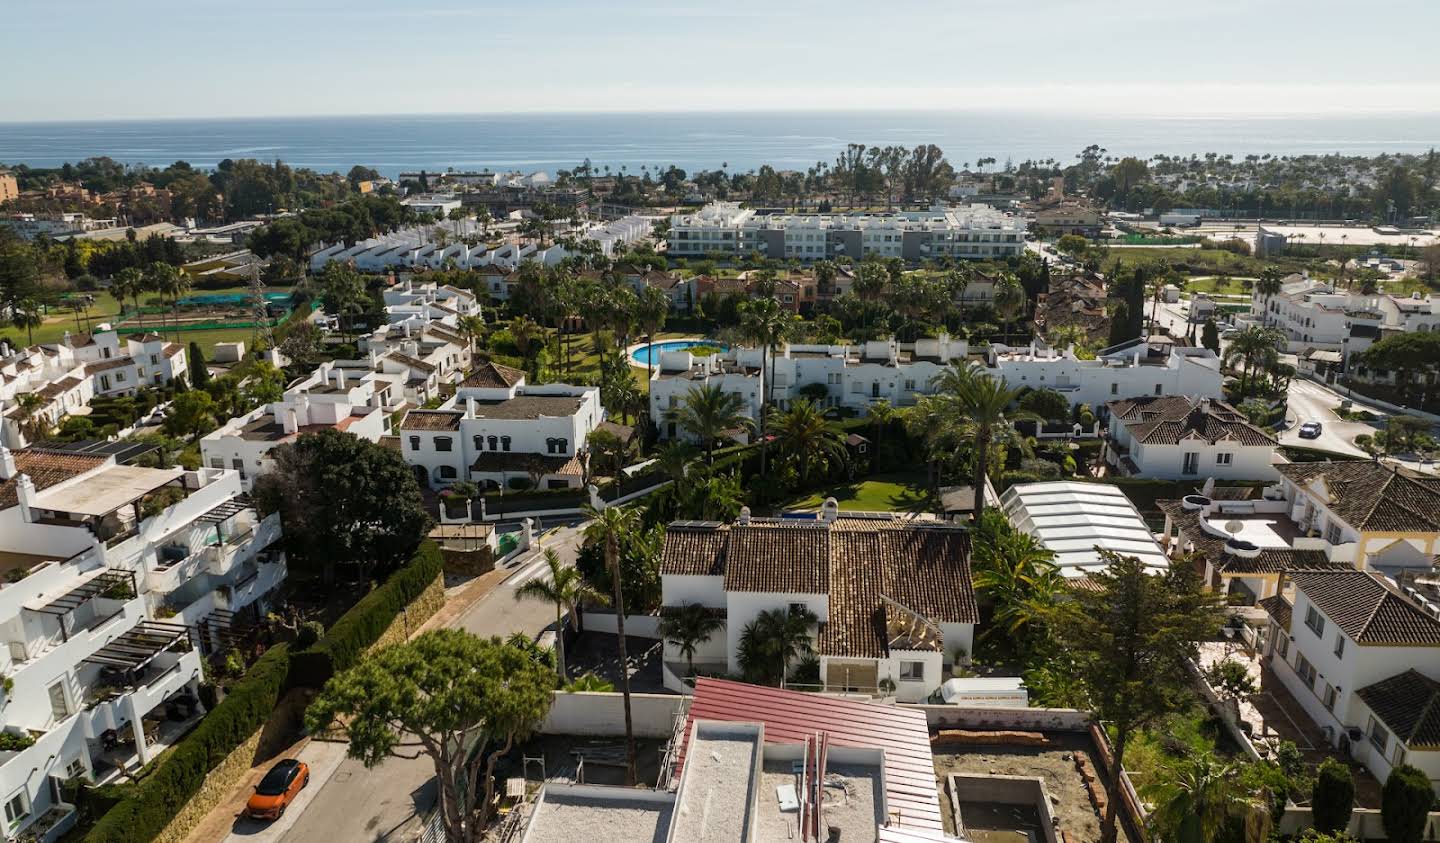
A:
[32, 465, 183, 517]
[521, 784, 674, 843]
[1001, 482, 1168, 575]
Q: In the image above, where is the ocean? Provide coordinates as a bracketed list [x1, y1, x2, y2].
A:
[1, 110, 1438, 178]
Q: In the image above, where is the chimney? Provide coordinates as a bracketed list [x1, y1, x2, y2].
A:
[467, 397, 477, 418]
[335, 368, 348, 390]
[369, 347, 379, 367]
[16, 473, 36, 523]
[295, 394, 311, 427]
[738, 505, 751, 526]
[0, 447, 15, 480]
[283, 408, 298, 435]
[63, 330, 72, 348]
[821, 497, 840, 525]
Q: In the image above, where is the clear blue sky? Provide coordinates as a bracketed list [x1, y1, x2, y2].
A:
[5, 0, 1439, 121]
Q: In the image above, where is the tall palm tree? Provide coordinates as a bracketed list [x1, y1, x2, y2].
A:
[669, 384, 751, 464]
[581, 503, 639, 785]
[147, 262, 190, 342]
[657, 603, 724, 678]
[767, 399, 847, 486]
[509, 315, 542, 367]
[928, 362, 1033, 521]
[636, 285, 670, 383]
[111, 266, 145, 316]
[514, 548, 608, 682]
[866, 400, 896, 453]
[1255, 266, 1284, 327]
[739, 296, 792, 478]
[455, 314, 486, 361]
[991, 272, 1027, 344]
[1222, 326, 1283, 396]
[972, 526, 1062, 645]
[11, 300, 43, 345]
[654, 441, 698, 482]
[737, 606, 818, 687]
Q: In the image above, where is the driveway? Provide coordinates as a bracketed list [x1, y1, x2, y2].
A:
[274, 523, 587, 843]
[1280, 378, 1379, 458]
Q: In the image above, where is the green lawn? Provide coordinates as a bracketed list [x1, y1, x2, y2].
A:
[786, 470, 933, 513]
[1184, 275, 1254, 296]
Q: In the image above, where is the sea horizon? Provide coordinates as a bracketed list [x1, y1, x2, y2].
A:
[3, 109, 1438, 179]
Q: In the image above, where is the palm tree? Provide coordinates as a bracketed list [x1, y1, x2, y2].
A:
[1142, 754, 1260, 843]
[927, 362, 1033, 521]
[767, 399, 847, 486]
[654, 441, 698, 482]
[1255, 266, 1284, 327]
[509, 315, 542, 368]
[737, 606, 818, 686]
[636, 285, 670, 383]
[991, 272, 1027, 344]
[582, 504, 639, 785]
[11, 299, 43, 345]
[972, 526, 1062, 646]
[1222, 326, 1283, 396]
[514, 548, 608, 683]
[13, 392, 51, 443]
[866, 400, 896, 453]
[657, 603, 724, 678]
[455, 314, 486, 360]
[147, 262, 190, 342]
[110, 266, 145, 316]
[669, 384, 751, 464]
[739, 296, 792, 478]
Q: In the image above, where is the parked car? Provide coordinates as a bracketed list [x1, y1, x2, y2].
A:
[246, 759, 310, 821]
[1298, 421, 1323, 439]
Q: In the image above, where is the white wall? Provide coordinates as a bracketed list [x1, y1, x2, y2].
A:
[661, 575, 725, 609]
[724, 591, 829, 674]
[539, 691, 684, 738]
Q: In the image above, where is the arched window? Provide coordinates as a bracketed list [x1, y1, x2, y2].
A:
[438, 465, 457, 479]
[409, 436, 421, 451]
[473, 435, 484, 451]
[488, 435, 499, 451]
[500, 436, 511, 452]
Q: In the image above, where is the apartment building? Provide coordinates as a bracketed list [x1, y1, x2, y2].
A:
[1246, 276, 1385, 357]
[650, 335, 1223, 440]
[1259, 571, 1440, 791]
[1032, 202, 1104, 237]
[1158, 460, 1440, 604]
[380, 279, 482, 329]
[658, 502, 977, 703]
[200, 362, 390, 490]
[0, 446, 285, 834]
[1105, 395, 1279, 481]
[667, 202, 1026, 261]
[399, 362, 602, 491]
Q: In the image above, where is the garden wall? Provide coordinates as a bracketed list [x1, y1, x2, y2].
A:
[906, 704, 1091, 732]
[1278, 806, 1440, 841]
[540, 691, 684, 738]
[579, 610, 662, 639]
[151, 730, 263, 843]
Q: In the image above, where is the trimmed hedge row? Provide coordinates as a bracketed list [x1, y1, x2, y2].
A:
[83, 644, 293, 843]
[288, 540, 444, 686]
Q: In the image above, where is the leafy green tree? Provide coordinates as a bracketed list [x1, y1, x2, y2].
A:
[305, 630, 554, 843]
[668, 384, 751, 464]
[162, 390, 216, 438]
[1018, 388, 1070, 422]
[582, 504, 641, 785]
[1201, 317, 1221, 354]
[658, 603, 725, 677]
[1056, 234, 1089, 259]
[738, 606, 818, 686]
[1049, 550, 1226, 843]
[187, 341, 209, 388]
[514, 548, 607, 682]
[254, 428, 430, 584]
[1382, 764, 1434, 843]
[1311, 759, 1356, 834]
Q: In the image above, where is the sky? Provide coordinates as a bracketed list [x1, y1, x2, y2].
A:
[4, 0, 1440, 122]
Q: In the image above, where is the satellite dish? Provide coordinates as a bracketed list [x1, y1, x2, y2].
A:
[1225, 520, 1245, 535]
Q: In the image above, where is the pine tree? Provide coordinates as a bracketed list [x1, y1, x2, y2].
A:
[187, 341, 210, 388]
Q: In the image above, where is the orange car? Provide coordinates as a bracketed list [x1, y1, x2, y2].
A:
[246, 759, 310, 820]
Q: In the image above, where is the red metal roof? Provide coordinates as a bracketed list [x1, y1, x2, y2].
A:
[679, 677, 944, 836]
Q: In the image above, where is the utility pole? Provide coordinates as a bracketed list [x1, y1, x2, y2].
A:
[249, 263, 274, 351]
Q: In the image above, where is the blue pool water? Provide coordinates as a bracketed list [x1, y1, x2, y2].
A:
[631, 340, 725, 365]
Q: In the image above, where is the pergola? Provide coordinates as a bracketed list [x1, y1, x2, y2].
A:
[81, 620, 190, 673]
[25, 570, 138, 641]
[194, 493, 254, 525]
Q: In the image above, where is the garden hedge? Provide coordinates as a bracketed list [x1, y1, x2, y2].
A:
[83, 644, 292, 843]
[287, 540, 444, 686]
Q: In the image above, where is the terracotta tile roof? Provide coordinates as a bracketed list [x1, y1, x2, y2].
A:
[385, 351, 438, 374]
[460, 361, 525, 389]
[1110, 396, 1274, 447]
[424, 324, 466, 345]
[0, 448, 109, 510]
[1258, 594, 1292, 630]
[595, 420, 635, 443]
[469, 452, 583, 476]
[465, 395, 583, 420]
[1356, 670, 1440, 749]
[38, 375, 84, 401]
[400, 410, 464, 431]
[163, 343, 185, 358]
[661, 518, 976, 659]
[1291, 571, 1440, 646]
[1278, 461, 1440, 533]
[1107, 395, 1195, 422]
[86, 356, 135, 374]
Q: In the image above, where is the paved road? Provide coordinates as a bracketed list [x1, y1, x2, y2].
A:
[1280, 378, 1376, 458]
[272, 523, 587, 843]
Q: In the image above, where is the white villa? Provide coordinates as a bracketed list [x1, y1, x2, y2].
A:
[399, 362, 602, 491]
[0, 445, 285, 835]
[1105, 395, 1280, 481]
[650, 335, 1223, 440]
[200, 362, 390, 490]
[658, 501, 977, 703]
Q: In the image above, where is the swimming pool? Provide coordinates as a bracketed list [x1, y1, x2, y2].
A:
[629, 339, 726, 365]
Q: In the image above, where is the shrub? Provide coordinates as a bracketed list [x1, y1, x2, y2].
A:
[83, 644, 291, 843]
[296, 621, 325, 650]
[0, 732, 35, 751]
[1381, 764, 1434, 843]
[288, 541, 444, 685]
[1312, 759, 1355, 833]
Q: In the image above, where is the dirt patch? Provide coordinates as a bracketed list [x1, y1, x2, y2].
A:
[932, 732, 1135, 843]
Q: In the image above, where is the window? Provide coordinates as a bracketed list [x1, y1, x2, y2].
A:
[1304, 605, 1325, 637]
[1275, 633, 1289, 659]
[48, 680, 70, 720]
[1154, 383, 1163, 395]
[232, 458, 246, 480]
[1334, 633, 1346, 659]
[438, 466, 457, 480]
[1368, 715, 1390, 754]
[1182, 453, 1200, 476]
[209, 458, 224, 469]
[435, 437, 452, 452]
[409, 436, 421, 451]
[1216, 453, 1233, 466]
[501, 436, 511, 452]
[1326, 523, 1343, 545]
[116, 371, 126, 382]
[65, 758, 86, 779]
[1110, 383, 1119, 395]
[1394, 744, 1407, 767]
[150, 354, 159, 364]
[488, 435, 499, 451]
[1295, 653, 1318, 690]
[1323, 683, 1337, 712]
[898, 661, 925, 681]
[473, 435, 484, 451]
[788, 602, 808, 616]
[4, 790, 28, 828]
